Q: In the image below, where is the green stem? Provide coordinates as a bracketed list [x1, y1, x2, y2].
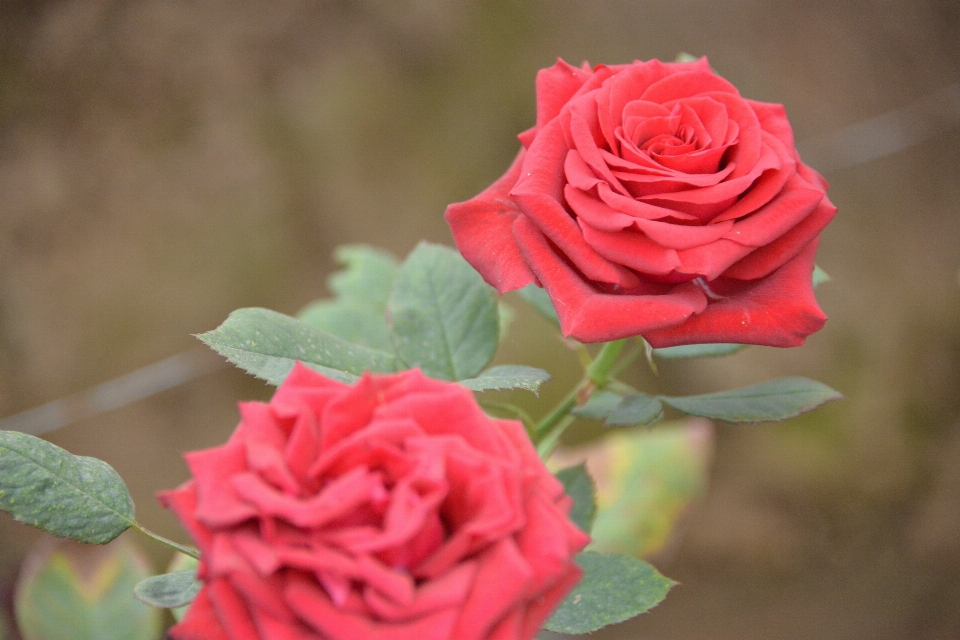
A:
[586, 339, 627, 387]
[533, 339, 630, 445]
[533, 381, 584, 440]
[134, 523, 200, 560]
[609, 340, 643, 379]
[536, 415, 575, 459]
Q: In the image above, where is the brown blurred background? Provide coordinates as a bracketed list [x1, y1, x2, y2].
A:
[1, 1, 960, 638]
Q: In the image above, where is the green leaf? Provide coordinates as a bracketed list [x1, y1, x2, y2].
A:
[0, 431, 135, 544]
[15, 538, 161, 640]
[459, 365, 550, 394]
[326, 244, 399, 305]
[660, 377, 843, 423]
[387, 243, 499, 381]
[555, 465, 596, 534]
[653, 343, 746, 359]
[517, 284, 560, 326]
[544, 551, 675, 634]
[166, 553, 199, 622]
[297, 303, 394, 352]
[572, 390, 623, 420]
[607, 393, 664, 427]
[133, 571, 201, 609]
[813, 264, 831, 288]
[198, 308, 397, 386]
[297, 245, 398, 351]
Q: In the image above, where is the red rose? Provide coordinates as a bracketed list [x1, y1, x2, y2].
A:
[446, 58, 836, 346]
[159, 364, 589, 640]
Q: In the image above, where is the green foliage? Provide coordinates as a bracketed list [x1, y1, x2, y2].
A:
[606, 393, 664, 427]
[653, 343, 746, 359]
[15, 538, 161, 640]
[572, 390, 624, 420]
[660, 377, 843, 423]
[544, 551, 674, 634]
[555, 464, 596, 534]
[574, 378, 841, 427]
[198, 308, 397, 385]
[0, 431, 134, 544]
[297, 244, 398, 351]
[517, 284, 560, 326]
[199, 244, 550, 393]
[166, 553, 199, 622]
[813, 264, 831, 288]
[386, 242, 500, 380]
[134, 570, 201, 609]
[459, 365, 550, 394]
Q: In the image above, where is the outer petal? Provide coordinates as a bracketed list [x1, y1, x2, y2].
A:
[723, 196, 837, 280]
[513, 216, 708, 343]
[644, 239, 827, 347]
[444, 150, 536, 293]
[534, 59, 594, 131]
[168, 588, 232, 640]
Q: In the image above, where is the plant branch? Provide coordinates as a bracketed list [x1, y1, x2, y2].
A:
[133, 523, 200, 559]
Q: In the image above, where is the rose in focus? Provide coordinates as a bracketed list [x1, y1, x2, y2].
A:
[446, 57, 836, 346]
[159, 364, 589, 640]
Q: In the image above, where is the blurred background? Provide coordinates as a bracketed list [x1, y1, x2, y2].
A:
[1, 1, 959, 638]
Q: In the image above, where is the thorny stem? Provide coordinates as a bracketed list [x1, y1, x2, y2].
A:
[134, 523, 200, 560]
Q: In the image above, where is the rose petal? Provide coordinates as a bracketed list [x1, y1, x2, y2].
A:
[747, 98, 795, 149]
[722, 173, 825, 247]
[513, 216, 708, 342]
[578, 218, 682, 274]
[534, 59, 594, 131]
[188, 441, 259, 528]
[512, 119, 641, 289]
[168, 588, 232, 640]
[286, 573, 458, 640]
[708, 131, 796, 224]
[207, 579, 261, 640]
[445, 150, 538, 293]
[644, 239, 827, 347]
[450, 539, 534, 640]
[723, 196, 837, 279]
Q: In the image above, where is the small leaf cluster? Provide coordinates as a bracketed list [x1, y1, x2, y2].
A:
[198, 243, 550, 394]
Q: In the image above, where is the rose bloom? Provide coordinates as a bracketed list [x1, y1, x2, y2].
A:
[159, 364, 589, 640]
[446, 57, 836, 346]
